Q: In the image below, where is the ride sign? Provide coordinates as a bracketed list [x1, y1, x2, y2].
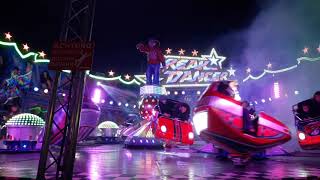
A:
[49, 42, 94, 71]
[161, 48, 230, 87]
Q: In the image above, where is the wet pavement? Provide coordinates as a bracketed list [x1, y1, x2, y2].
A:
[0, 144, 320, 179]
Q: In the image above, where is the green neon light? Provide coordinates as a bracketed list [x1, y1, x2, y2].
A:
[87, 73, 141, 85]
[297, 56, 320, 64]
[0, 39, 139, 85]
[3, 37, 319, 86]
[134, 75, 147, 84]
[0, 41, 50, 63]
[242, 56, 320, 82]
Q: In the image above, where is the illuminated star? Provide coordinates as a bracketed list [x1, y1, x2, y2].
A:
[267, 62, 272, 69]
[125, 74, 130, 80]
[201, 48, 226, 69]
[227, 67, 236, 77]
[23, 44, 30, 51]
[108, 70, 114, 76]
[246, 68, 251, 74]
[165, 48, 172, 54]
[191, 49, 199, 56]
[317, 46, 320, 53]
[303, 47, 309, 54]
[178, 49, 185, 55]
[39, 51, 46, 58]
[4, 32, 12, 41]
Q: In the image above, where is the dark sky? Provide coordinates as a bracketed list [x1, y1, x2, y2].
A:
[0, 0, 261, 75]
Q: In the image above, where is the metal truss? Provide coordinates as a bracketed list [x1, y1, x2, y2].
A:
[37, 0, 96, 179]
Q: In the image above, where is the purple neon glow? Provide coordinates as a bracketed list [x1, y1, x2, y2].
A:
[92, 88, 102, 104]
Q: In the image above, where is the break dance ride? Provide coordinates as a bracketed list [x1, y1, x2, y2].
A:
[293, 99, 320, 150]
[124, 85, 194, 148]
[193, 81, 291, 165]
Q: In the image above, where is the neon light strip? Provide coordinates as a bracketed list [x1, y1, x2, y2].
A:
[3, 38, 319, 86]
[0, 40, 140, 85]
[134, 75, 147, 84]
[264, 65, 297, 73]
[0, 41, 49, 63]
[243, 71, 267, 82]
[297, 56, 320, 64]
[87, 73, 141, 85]
[243, 56, 320, 82]
[163, 83, 210, 88]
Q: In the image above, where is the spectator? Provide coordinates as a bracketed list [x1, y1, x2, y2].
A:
[173, 104, 190, 121]
[158, 99, 175, 117]
[311, 91, 320, 117]
[40, 71, 52, 90]
[297, 103, 313, 120]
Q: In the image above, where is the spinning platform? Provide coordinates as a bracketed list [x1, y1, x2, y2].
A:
[124, 85, 165, 149]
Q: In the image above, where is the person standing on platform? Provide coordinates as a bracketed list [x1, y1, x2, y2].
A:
[136, 39, 166, 85]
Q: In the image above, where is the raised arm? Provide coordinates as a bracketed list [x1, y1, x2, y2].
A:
[136, 43, 150, 53]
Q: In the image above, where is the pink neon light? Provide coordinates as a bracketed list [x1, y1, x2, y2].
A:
[274, 82, 280, 99]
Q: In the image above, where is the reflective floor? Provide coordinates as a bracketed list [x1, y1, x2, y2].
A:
[0, 144, 320, 179]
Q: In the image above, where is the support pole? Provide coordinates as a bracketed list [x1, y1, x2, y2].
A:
[62, 71, 86, 179]
[37, 72, 61, 179]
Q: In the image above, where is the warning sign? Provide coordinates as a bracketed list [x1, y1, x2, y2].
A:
[49, 42, 94, 71]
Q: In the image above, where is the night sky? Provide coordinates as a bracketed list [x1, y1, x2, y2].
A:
[1, 0, 264, 74]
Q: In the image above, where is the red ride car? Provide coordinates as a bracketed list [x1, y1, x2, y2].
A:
[293, 99, 320, 150]
[193, 81, 291, 165]
[154, 99, 194, 146]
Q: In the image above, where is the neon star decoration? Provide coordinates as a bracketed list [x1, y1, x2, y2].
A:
[192, 49, 199, 56]
[267, 62, 272, 69]
[201, 48, 226, 69]
[108, 70, 114, 76]
[246, 68, 251, 74]
[165, 48, 172, 54]
[39, 51, 46, 58]
[125, 74, 130, 80]
[303, 47, 309, 54]
[4, 32, 12, 41]
[23, 43, 29, 51]
[178, 49, 185, 55]
[227, 67, 236, 77]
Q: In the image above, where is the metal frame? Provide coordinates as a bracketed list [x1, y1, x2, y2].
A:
[37, 0, 96, 179]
